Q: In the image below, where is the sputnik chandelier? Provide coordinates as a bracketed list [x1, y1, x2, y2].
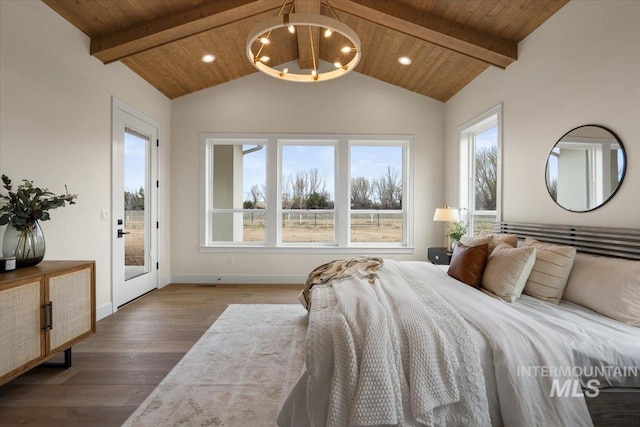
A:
[246, 0, 361, 82]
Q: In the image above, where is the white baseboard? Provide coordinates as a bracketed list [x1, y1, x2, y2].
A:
[171, 274, 306, 285]
[96, 301, 113, 321]
[158, 275, 172, 288]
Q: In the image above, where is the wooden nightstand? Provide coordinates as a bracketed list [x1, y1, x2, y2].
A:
[428, 247, 452, 265]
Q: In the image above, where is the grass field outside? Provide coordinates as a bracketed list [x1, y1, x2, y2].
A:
[242, 211, 403, 243]
[125, 210, 494, 264]
[124, 210, 145, 266]
[124, 211, 403, 265]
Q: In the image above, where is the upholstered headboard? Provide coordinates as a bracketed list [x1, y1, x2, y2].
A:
[496, 222, 640, 261]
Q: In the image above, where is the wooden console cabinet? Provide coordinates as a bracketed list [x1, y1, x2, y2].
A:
[0, 261, 95, 385]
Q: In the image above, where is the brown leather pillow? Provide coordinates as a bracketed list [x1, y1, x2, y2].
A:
[447, 242, 489, 288]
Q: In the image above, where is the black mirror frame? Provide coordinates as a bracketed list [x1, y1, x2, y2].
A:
[545, 124, 627, 213]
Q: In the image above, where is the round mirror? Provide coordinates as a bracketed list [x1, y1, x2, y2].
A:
[546, 125, 626, 212]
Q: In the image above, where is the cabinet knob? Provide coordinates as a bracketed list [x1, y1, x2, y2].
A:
[435, 255, 440, 260]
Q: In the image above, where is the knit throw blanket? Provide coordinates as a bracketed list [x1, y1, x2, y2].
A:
[305, 260, 490, 427]
[298, 256, 384, 310]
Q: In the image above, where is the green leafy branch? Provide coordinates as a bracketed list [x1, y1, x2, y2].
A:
[448, 221, 467, 241]
[0, 175, 77, 231]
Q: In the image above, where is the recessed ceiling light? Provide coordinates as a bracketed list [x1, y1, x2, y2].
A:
[201, 54, 216, 63]
[398, 56, 412, 65]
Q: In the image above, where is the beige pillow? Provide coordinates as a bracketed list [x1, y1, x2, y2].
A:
[480, 231, 518, 252]
[522, 238, 576, 304]
[482, 243, 537, 302]
[563, 253, 640, 326]
[460, 235, 493, 249]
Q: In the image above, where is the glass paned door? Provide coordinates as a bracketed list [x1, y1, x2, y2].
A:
[112, 98, 158, 309]
[124, 128, 150, 281]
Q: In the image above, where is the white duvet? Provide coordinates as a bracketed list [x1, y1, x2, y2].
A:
[402, 262, 592, 426]
[305, 261, 491, 427]
[277, 260, 637, 427]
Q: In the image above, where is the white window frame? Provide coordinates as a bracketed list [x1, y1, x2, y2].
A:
[200, 138, 268, 247]
[200, 133, 414, 254]
[457, 104, 502, 236]
[278, 138, 339, 246]
[348, 139, 411, 248]
[549, 137, 620, 209]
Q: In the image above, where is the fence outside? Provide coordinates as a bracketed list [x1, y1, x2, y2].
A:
[240, 210, 402, 243]
[124, 210, 145, 266]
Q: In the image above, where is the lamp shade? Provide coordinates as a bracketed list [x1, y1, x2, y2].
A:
[433, 208, 460, 222]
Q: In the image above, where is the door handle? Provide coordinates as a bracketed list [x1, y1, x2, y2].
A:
[117, 229, 131, 238]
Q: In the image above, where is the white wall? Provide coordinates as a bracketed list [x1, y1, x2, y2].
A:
[8, 0, 629, 295]
[444, 0, 640, 229]
[171, 71, 444, 282]
[0, 0, 172, 317]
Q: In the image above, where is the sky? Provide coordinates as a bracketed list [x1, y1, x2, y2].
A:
[126, 126, 624, 205]
[123, 139, 404, 203]
[282, 145, 335, 197]
[242, 145, 267, 195]
[124, 131, 148, 192]
[243, 144, 403, 202]
[475, 126, 497, 152]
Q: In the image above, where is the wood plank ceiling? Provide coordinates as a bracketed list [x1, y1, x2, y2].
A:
[43, 0, 569, 101]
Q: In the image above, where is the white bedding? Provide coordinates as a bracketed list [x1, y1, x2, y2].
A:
[278, 261, 640, 427]
[494, 288, 640, 389]
[408, 263, 640, 389]
[305, 261, 490, 427]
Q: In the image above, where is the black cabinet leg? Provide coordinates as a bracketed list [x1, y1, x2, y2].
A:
[63, 348, 72, 368]
[41, 348, 72, 369]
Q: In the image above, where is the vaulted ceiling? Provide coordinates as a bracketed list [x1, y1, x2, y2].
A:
[43, 0, 569, 102]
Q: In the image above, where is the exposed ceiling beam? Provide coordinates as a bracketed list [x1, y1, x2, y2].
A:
[295, 0, 321, 70]
[90, 0, 283, 64]
[332, 0, 517, 69]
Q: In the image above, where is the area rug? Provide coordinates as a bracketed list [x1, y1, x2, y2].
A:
[123, 304, 308, 427]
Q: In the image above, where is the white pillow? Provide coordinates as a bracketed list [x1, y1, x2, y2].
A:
[482, 243, 536, 302]
[563, 253, 640, 326]
[522, 238, 576, 304]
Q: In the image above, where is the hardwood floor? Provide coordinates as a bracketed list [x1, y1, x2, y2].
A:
[0, 283, 302, 427]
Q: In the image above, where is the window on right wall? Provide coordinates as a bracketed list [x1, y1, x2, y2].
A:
[458, 104, 502, 236]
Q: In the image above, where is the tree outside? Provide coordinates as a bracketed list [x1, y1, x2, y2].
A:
[351, 166, 402, 209]
[240, 166, 404, 243]
[124, 187, 144, 210]
[475, 145, 497, 211]
[472, 144, 498, 235]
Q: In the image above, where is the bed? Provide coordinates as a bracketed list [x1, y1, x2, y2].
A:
[277, 223, 640, 426]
